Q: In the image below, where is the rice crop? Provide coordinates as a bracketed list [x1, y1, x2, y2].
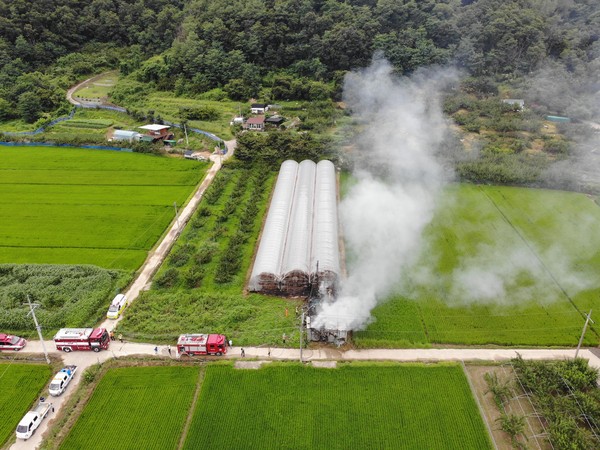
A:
[60, 366, 199, 450]
[354, 184, 600, 347]
[0, 363, 52, 447]
[183, 363, 492, 450]
[0, 146, 208, 270]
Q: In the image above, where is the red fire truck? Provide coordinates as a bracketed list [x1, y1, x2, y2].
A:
[177, 334, 228, 356]
[53, 328, 110, 353]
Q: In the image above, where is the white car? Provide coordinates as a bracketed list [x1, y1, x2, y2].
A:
[106, 294, 127, 319]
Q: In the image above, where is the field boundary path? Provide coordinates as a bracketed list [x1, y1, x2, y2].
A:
[99, 139, 236, 331]
[10, 342, 600, 449]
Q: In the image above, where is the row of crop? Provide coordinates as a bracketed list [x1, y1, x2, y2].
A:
[214, 168, 269, 283]
[0, 264, 127, 334]
[511, 356, 600, 449]
[154, 164, 272, 291]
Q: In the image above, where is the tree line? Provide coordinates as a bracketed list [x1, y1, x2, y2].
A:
[0, 0, 598, 122]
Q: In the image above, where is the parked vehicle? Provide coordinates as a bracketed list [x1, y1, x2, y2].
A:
[177, 334, 228, 356]
[16, 398, 53, 440]
[53, 328, 110, 353]
[106, 294, 127, 319]
[49, 366, 78, 396]
[0, 333, 26, 351]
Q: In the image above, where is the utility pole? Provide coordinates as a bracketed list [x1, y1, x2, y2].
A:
[173, 202, 180, 229]
[299, 308, 305, 363]
[183, 122, 189, 148]
[575, 309, 593, 359]
[25, 295, 50, 364]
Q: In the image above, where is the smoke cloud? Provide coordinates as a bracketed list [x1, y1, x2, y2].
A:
[312, 56, 458, 330]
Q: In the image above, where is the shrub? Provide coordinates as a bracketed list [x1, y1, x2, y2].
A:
[154, 268, 179, 289]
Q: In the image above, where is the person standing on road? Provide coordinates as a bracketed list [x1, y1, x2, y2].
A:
[241, 348, 245, 357]
[118, 333, 123, 343]
[109, 330, 115, 340]
[167, 345, 172, 356]
[154, 346, 158, 355]
[228, 339, 232, 347]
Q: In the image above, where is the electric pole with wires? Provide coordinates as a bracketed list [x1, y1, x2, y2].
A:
[24, 295, 50, 364]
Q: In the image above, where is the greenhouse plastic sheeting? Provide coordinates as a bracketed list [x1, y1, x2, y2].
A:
[248, 160, 298, 293]
[249, 159, 340, 296]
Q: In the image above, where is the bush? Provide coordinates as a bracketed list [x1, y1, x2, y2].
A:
[154, 268, 179, 289]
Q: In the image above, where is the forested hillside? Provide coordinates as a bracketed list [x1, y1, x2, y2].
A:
[0, 0, 598, 147]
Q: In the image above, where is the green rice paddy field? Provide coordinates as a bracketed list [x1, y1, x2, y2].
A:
[0, 363, 52, 447]
[59, 364, 492, 450]
[0, 146, 208, 270]
[60, 366, 198, 450]
[355, 184, 600, 347]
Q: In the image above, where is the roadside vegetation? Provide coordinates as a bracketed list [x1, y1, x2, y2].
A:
[0, 363, 52, 447]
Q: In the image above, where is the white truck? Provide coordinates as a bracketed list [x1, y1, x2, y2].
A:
[49, 365, 77, 396]
[16, 398, 53, 440]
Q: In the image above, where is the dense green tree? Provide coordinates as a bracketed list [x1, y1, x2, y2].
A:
[17, 92, 42, 123]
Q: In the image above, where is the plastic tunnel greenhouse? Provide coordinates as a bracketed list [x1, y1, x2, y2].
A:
[249, 159, 340, 296]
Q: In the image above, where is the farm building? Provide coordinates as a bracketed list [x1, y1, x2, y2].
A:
[249, 159, 340, 297]
[138, 124, 174, 141]
[251, 103, 269, 114]
[245, 116, 265, 132]
[112, 129, 142, 142]
[265, 115, 285, 126]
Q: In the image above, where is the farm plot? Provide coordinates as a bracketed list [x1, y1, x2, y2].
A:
[125, 92, 239, 140]
[0, 264, 128, 337]
[0, 363, 52, 447]
[354, 184, 600, 347]
[117, 164, 302, 345]
[0, 146, 208, 270]
[184, 363, 492, 450]
[60, 366, 199, 450]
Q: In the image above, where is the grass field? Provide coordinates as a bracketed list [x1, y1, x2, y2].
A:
[184, 363, 492, 450]
[73, 71, 118, 100]
[354, 184, 600, 347]
[0, 363, 52, 447]
[117, 164, 302, 345]
[0, 146, 208, 270]
[60, 366, 198, 450]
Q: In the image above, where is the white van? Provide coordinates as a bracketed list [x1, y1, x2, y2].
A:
[106, 294, 127, 319]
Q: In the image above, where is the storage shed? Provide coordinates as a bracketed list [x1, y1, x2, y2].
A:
[112, 129, 141, 142]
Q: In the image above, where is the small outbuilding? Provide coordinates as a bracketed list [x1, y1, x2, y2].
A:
[112, 129, 142, 142]
[265, 116, 285, 126]
[138, 124, 174, 141]
[245, 116, 265, 132]
[251, 103, 269, 114]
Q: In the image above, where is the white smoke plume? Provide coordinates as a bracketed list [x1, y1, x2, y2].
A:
[312, 56, 458, 330]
